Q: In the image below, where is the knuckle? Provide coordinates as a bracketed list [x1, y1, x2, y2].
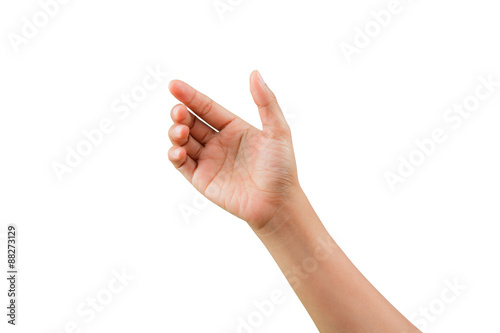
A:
[200, 98, 213, 117]
[187, 111, 196, 128]
[200, 129, 212, 144]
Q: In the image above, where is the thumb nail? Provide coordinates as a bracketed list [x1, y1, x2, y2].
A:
[256, 71, 265, 86]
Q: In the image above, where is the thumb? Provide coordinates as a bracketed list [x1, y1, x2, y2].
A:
[250, 70, 289, 136]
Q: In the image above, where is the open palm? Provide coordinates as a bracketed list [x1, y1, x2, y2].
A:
[168, 71, 299, 230]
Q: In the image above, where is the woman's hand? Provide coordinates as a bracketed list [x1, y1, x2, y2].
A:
[168, 71, 299, 230]
[168, 72, 421, 333]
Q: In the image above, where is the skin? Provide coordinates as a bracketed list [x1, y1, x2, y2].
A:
[168, 71, 421, 333]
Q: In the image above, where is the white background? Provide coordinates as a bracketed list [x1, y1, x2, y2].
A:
[1, 0, 499, 332]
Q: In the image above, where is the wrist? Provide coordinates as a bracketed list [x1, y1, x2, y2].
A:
[250, 185, 312, 237]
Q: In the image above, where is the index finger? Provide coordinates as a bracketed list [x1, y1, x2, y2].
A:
[168, 80, 237, 131]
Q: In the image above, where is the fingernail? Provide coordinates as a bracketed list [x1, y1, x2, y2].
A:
[174, 148, 181, 158]
[175, 126, 183, 136]
[256, 71, 265, 86]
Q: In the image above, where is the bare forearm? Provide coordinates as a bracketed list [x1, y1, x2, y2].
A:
[253, 187, 419, 333]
